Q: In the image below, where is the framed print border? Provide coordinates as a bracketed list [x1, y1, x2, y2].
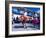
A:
[5, 1, 45, 37]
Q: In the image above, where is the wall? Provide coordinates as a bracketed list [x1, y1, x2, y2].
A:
[0, 0, 46, 38]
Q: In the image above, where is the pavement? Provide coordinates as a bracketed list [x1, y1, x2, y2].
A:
[12, 23, 40, 31]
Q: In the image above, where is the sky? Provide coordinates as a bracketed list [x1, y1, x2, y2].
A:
[12, 7, 40, 16]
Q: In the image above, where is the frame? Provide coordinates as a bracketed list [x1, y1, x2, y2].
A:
[5, 1, 45, 37]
